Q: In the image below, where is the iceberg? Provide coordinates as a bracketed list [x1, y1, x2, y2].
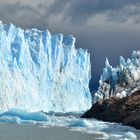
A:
[0, 109, 48, 123]
[0, 21, 92, 112]
[93, 50, 140, 103]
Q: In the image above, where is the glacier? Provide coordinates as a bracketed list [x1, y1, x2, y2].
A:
[0, 21, 92, 112]
[93, 50, 140, 103]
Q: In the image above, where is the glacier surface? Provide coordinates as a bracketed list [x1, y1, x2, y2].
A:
[93, 50, 140, 103]
[0, 21, 92, 112]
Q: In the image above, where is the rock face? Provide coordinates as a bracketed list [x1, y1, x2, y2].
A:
[82, 90, 140, 129]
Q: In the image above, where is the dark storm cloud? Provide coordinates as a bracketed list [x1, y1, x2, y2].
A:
[0, 1, 49, 29]
[48, 0, 140, 23]
[1, 0, 140, 28]
[0, 0, 140, 92]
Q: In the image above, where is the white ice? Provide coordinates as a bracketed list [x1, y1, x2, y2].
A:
[93, 50, 140, 103]
[0, 21, 92, 112]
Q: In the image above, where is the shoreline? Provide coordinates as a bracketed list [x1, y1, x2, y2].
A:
[82, 90, 140, 130]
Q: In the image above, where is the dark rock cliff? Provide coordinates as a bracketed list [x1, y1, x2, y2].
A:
[82, 90, 140, 129]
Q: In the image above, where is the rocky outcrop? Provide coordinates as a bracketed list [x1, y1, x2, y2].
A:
[82, 90, 140, 129]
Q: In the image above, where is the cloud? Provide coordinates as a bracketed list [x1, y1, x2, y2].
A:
[1, 0, 140, 29]
[48, 0, 140, 24]
[0, 1, 53, 29]
[1, 0, 140, 91]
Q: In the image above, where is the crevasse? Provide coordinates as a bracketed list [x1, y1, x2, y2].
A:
[0, 21, 92, 112]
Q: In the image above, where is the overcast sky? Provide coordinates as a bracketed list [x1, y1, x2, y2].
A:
[0, 0, 140, 91]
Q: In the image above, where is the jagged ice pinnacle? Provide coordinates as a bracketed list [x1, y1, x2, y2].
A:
[93, 50, 140, 103]
[0, 21, 92, 112]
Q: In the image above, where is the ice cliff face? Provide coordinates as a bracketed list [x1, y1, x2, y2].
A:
[0, 21, 92, 112]
[93, 50, 140, 103]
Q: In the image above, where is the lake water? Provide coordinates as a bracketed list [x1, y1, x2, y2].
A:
[0, 115, 140, 140]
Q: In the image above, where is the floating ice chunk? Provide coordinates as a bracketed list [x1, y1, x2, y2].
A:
[68, 119, 92, 128]
[123, 132, 137, 140]
[0, 109, 49, 122]
[0, 116, 22, 124]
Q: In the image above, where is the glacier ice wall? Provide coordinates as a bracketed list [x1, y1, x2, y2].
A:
[93, 50, 140, 103]
[0, 21, 92, 112]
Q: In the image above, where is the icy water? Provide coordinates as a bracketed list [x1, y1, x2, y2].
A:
[0, 123, 139, 140]
[0, 124, 100, 140]
[0, 109, 139, 140]
[0, 114, 140, 140]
